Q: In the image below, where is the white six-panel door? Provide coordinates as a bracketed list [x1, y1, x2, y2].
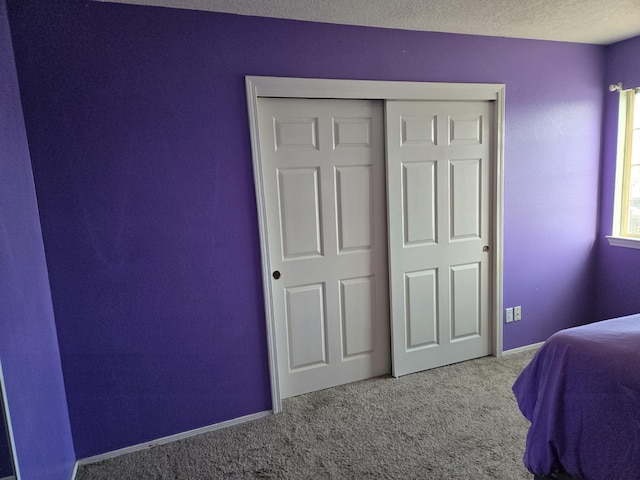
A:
[386, 100, 492, 377]
[257, 98, 390, 398]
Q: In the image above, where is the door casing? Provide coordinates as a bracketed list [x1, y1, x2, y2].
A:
[246, 76, 505, 413]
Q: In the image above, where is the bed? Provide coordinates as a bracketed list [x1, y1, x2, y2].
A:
[512, 313, 640, 480]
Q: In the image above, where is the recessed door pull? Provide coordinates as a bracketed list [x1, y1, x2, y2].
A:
[483, 245, 489, 252]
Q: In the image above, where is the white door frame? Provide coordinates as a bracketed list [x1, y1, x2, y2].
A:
[246, 76, 505, 413]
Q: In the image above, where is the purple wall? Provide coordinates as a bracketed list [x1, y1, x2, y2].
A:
[595, 36, 640, 319]
[0, 0, 76, 478]
[7, 1, 605, 458]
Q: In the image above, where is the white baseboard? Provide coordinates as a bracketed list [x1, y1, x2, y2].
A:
[70, 460, 78, 480]
[502, 341, 544, 355]
[1, 475, 16, 480]
[76, 410, 272, 468]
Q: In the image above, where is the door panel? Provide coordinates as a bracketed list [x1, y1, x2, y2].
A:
[403, 161, 437, 245]
[387, 100, 492, 377]
[285, 283, 327, 370]
[405, 269, 438, 349]
[258, 98, 389, 398]
[340, 276, 375, 358]
[450, 159, 481, 239]
[336, 166, 373, 251]
[450, 262, 481, 339]
[278, 168, 323, 258]
[274, 117, 318, 149]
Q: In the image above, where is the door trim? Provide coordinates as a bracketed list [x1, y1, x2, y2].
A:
[246, 76, 505, 413]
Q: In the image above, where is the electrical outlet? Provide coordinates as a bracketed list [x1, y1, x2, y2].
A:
[505, 307, 513, 323]
[514, 306, 522, 321]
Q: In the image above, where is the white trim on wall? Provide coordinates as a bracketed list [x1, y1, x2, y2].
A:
[493, 86, 506, 359]
[246, 76, 506, 412]
[0, 361, 20, 480]
[75, 410, 271, 468]
[502, 341, 544, 355]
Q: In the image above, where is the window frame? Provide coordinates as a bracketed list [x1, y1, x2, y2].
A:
[607, 87, 640, 249]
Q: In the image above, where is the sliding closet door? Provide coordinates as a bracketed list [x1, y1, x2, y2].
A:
[257, 97, 390, 398]
[386, 100, 493, 376]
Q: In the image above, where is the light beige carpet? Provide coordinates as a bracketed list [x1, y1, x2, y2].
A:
[77, 350, 536, 479]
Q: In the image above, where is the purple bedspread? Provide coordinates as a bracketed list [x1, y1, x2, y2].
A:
[512, 314, 640, 480]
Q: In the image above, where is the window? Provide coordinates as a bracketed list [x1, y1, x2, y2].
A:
[608, 87, 640, 248]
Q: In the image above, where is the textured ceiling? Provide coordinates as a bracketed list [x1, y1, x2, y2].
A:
[101, 0, 640, 45]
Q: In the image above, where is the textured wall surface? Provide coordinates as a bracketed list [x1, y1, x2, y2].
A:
[7, 0, 604, 458]
[595, 36, 640, 320]
[102, 0, 640, 44]
[0, 0, 76, 477]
